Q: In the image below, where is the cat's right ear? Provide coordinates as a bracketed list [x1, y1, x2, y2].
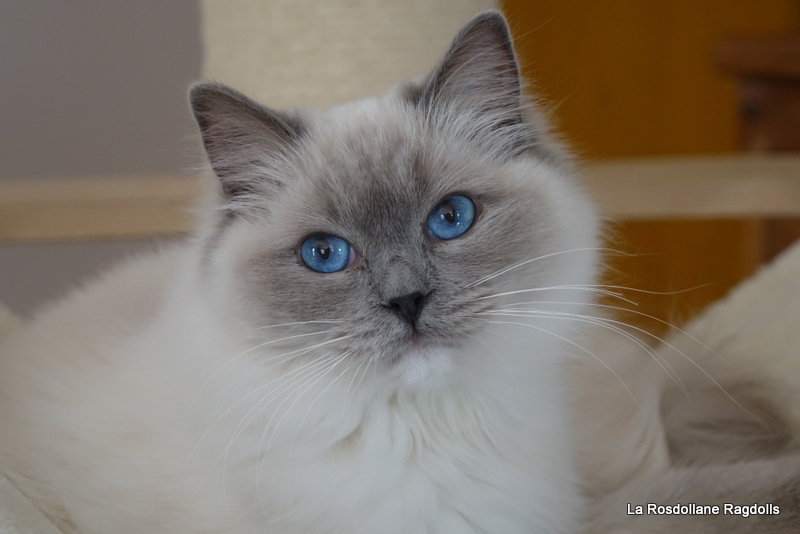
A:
[189, 82, 302, 200]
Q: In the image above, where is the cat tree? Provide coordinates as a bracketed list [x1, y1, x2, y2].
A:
[201, 0, 497, 109]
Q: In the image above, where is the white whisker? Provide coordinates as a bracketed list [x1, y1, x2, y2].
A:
[480, 310, 686, 394]
[255, 354, 349, 510]
[478, 318, 642, 409]
[473, 335, 513, 377]
[338, 356, 368, 445]
[244, 319, 343, 333]
[190, 329, 338, 412]
[476, 285, 639, 306]
[499, 299, 728, 364]
[292, 353, 355, 447]
[220, 352, 335, 500]
[466, 247, 631, 288]
[189, 339, 351, 466]
[481, 309, 753, 417]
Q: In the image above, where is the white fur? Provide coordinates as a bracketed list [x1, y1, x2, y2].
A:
[0, 174, 598, 534]
[0, 265, 590, 532]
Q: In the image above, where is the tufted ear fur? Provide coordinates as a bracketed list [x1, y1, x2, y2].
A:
[189, 82, 303, 202]
[412, 11, 527, 157]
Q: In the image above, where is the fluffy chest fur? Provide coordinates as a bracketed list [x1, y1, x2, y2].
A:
[181, 283, 585, 534]
[0, 257, 587, 533]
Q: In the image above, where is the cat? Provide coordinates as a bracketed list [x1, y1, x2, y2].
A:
[5, 9, 797, 534]
[0, 11, 600, 534]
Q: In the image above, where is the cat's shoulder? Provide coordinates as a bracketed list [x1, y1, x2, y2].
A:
[1, 243, 189, 359]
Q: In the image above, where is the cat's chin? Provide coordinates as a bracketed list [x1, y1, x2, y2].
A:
[392, 341, 457, 389]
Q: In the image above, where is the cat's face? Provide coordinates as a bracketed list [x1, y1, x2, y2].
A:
[191, 12, 597, 385]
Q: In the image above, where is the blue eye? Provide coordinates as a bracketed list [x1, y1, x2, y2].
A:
[426, 195, 476, 240]
[300, 235, 352, 273]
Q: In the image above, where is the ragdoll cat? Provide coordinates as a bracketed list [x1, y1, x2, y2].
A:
[0, 12, 600, 534]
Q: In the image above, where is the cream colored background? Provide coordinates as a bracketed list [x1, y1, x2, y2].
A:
[202, 0, 496, 109]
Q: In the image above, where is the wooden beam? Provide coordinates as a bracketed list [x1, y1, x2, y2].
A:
[582, 154, 800, 220]
[715, 34, 800, 79]
[2, 155, 800, 243]
[0, 175, 199, 242]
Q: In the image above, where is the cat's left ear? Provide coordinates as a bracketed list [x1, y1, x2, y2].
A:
[412, 11, 526, 153]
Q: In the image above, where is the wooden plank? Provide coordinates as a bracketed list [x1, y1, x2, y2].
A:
[715, 34, 800, 79]
[0, 175, 199, 242]
[1, 155, 800, 242]
[582, 154, 800, 220]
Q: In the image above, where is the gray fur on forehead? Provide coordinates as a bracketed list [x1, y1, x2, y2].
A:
[287, 85, 552, 184]
[297, 99, 466, 205]
[275, 96, 552, 245]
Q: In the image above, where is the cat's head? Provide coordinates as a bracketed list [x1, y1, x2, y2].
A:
[189, 12, 598, 386]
